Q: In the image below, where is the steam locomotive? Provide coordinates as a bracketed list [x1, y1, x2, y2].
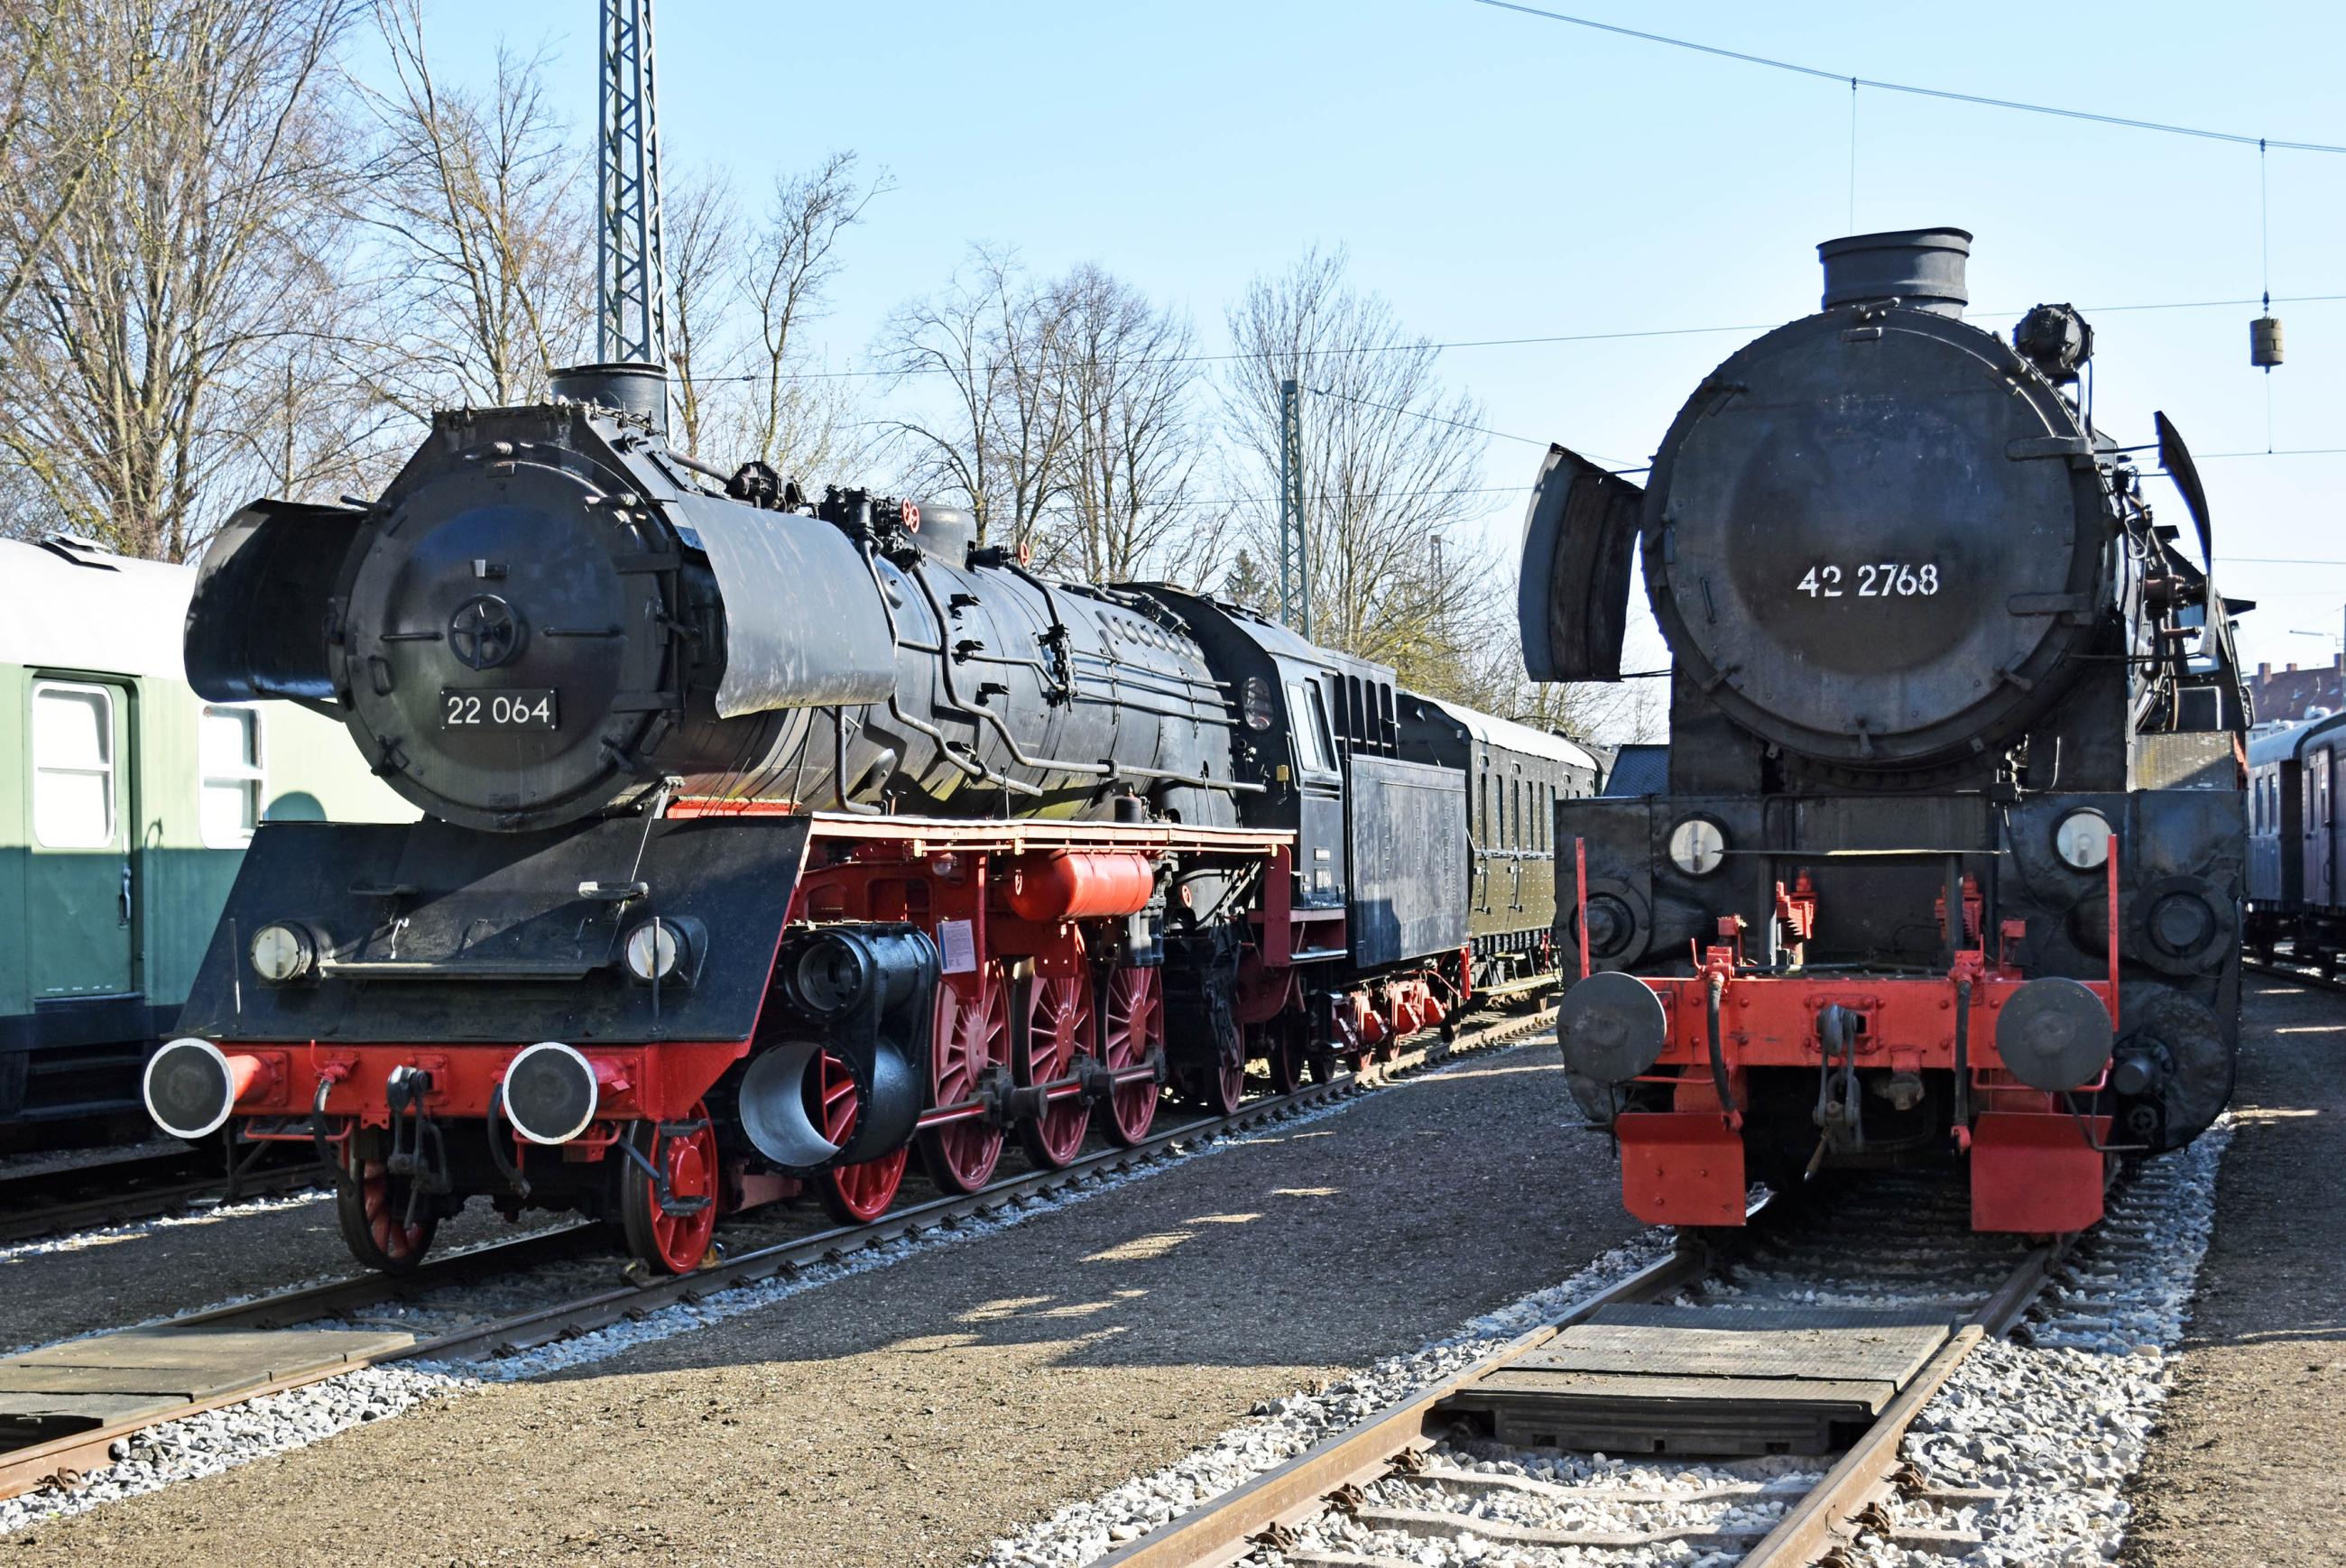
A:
[1529, 228, 2247, 1233]
[141, 364, 1598, 1273]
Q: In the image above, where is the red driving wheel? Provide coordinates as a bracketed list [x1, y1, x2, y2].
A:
[1017, 971, 1094, 1168]
[619, 1102, 719, 1274]
[811, 1047, 908, 1223]
[919, 963, 1011, 1193]
[335, 1152, 436, 1274]
[1187, 1039, 1246, 1116]
[1094, 964, 1163, 1146]
[1265, 1019, 1304, 1095]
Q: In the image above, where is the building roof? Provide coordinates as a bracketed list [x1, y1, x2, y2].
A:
[0, 537, 194, 681]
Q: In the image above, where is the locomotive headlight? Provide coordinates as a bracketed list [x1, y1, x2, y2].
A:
[2053, 808, 2113, 871]
[622, 918, 684, 982]
[1667, 816, 1727, 877]
[1241, 676, 1275, 732]
[249, 922, 317, 983]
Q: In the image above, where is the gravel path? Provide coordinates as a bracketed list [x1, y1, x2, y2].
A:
[1, 1044, 1644, 1565]
[2120, 977, 2346, 1566]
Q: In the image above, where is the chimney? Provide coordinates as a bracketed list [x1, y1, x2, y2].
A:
[2288, 662, 2299, 673]
[2258, 662, 2272, 678]
[1817, 227, 1972, 318]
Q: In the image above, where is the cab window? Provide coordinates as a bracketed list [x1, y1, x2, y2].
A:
[1287, 680, 1335, 773]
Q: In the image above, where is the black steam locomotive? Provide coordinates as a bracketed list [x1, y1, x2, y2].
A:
[143, 364, 1598, 1273]
[1528, 228, 2248, 1232]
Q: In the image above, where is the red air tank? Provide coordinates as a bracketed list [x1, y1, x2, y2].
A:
[1002, 851, 1155, 921]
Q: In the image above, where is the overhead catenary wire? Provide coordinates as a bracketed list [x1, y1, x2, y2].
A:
[1464, 0, 2346, 155]
[683, 292, 2346, 386]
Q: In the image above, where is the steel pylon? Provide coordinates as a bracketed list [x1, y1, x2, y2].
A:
[596, 0, 668, 366]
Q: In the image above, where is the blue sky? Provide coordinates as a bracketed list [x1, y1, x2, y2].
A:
[405, 1, 2342, 679]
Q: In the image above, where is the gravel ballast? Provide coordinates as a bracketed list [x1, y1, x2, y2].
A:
[982, 997, 2300, 1568]
[3, 1043, 1647, 1564]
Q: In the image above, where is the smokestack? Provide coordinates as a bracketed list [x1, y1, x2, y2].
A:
[1818, 227, 1972, 318]
[550, 362, 670, 437]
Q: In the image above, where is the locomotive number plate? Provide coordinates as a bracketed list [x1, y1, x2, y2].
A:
[441, 688, 558, 730]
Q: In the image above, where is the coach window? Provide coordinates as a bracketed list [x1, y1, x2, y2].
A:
[200, 706, 264, 848]
[32, 682, 115, 849]
[1510, 776, 1521, 849]
[1477, 768, 1489, 844]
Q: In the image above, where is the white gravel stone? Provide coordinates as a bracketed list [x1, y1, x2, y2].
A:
[0, 1039, 1538, 1537]
[975, 1119, 2235, 1568]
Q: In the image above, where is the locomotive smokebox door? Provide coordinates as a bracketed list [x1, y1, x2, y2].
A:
[1639, 227, 2108, 770]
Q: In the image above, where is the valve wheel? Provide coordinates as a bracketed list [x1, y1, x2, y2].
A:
[1016, 971, 1094, 1169]
[335, 1153, 437, 1274]
[619, 1102, 719, 1274]
[1094, 964, 1163, 1147]
[811, 1047, 908, 1222]
[919, 963, 1011, 1193]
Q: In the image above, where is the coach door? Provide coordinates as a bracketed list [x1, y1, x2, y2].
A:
[2311, 746, 2335, 904]
[25, 678, 137, 1003]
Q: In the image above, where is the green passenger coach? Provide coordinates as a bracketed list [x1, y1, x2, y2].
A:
[0, 534, 412, 1148]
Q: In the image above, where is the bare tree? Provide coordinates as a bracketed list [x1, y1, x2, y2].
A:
[0, 0, 370, 560]
[1044, 263, 1213, 582]
[660, 151, 885, 479]
[359, 0, 592, 419]
[663, 161, 741, 457]
[1222, 246, 1498, 699]
[737, 151, 883, 469]
[876, 247, 1077, 551]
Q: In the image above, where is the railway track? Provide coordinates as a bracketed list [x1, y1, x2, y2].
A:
[2243, 945, 2346, 995]
[1088, 1176, 2070, 1568]
[0, 1144, 324, 1246]
[0, 998, 1556, 1504]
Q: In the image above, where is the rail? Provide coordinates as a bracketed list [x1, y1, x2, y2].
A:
[0, 1000, 1560, 1504]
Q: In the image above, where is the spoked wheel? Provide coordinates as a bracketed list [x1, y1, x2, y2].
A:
[1177, 1002, 1247, 1117]
[1183, 1045, 1246, 1116]
[919, 963, 1011, 1193]
[808, 1047, 910, 1223]
[1094, 964, 1164, 1146]
[1017, 971, 1095, 1168]
[1265, 1022, 1305, 1095]
[335, 1152, 438, 1274]
[618, 1102, 720, 1274]
[817, 1149, 909, 1224]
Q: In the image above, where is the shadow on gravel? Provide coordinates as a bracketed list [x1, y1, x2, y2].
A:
[530, 1055, 1637, 1384]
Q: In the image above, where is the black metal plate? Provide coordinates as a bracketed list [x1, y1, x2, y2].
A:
[439, 687, 559, 731]
[175, 815, 813, 1044]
